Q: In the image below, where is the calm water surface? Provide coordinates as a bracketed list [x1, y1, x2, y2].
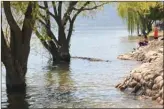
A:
[1, 5, 162, 108]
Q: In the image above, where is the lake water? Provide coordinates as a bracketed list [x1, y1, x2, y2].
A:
[1, 4, 162, 108]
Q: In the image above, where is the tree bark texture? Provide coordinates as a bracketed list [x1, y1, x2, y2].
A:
[2, 1, 36, 92]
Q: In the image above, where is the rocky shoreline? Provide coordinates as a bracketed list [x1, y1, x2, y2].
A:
[116, 40, 163, 105]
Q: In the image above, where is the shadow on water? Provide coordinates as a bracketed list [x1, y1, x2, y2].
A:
[6, 88, 29, 109]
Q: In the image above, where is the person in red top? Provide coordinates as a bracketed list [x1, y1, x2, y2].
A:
[154, 26, 158, 39]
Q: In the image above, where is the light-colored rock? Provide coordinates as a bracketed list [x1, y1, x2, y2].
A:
[154, 76, 163, 84]
[145, 74, 154, 81]
[116, 40, 163, 105]
[158, 80, 163, 89]
[146, 89, 152, 96]
[159, 100, 163, 105]
[152, 84, 159, 90]
[132, 73, 142, 82]
[156, 97, 161, 102]
[158, 48, 163, 53]
[147, 80, 154, 89]
[128, 80, 137, 88]
[159, 88, 163, 96]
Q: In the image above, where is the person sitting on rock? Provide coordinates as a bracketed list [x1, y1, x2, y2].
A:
[138, 35, 148, 47]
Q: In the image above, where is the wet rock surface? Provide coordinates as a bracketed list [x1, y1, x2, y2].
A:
[116, 40, 164, 105]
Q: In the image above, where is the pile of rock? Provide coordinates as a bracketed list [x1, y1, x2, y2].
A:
[118, 40, 163, 62]
[116, 40, 164, 105]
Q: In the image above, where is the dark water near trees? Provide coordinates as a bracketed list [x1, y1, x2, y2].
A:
[1, 5, 162, 108]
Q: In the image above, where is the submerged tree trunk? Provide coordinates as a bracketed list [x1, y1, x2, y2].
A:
[7, 88, 28, 108]
[58, 27, 71, 63]
[5, 63, 26, 92]
[45, 31, 71, 64]
[2, 1, 35, 92]
[48, 39, 71, 64]
[2, 30, 26, 92]
[58, 44, 70, 62]
[2, 28, 27, 92]
[51, 50, 70, 64]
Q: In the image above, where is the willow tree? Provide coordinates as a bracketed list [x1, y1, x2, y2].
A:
[1, 1, 37, 91]
[117, 2, 163, 35]
[34, 1, 107, 64]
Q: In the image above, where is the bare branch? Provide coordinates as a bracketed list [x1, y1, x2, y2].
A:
[67, 18, 74, 43]
[58, 1, 62, 19]
[62, 1, 78, 26]
[35, 29, 51, 52]
[67, 2, 95, 44]
[39, 5, 59, 25]
[73, 2, 106, 11]
[1, 27, 11, 63]
[35, 28, 58, 57]
[72, 2, 90, 22]
[44, 1, 50, 28]
[3, 1, 21, 35]
[22, 2, 36, 44]
[52, 1, 58, 16]
[67, 2, 107, 43]
[38, 5, 46, 9]
[38, 19, 60, 46]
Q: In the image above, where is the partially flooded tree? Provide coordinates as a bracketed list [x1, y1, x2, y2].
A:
[35, 1, 107, 64]
[1, 1, 37, 91]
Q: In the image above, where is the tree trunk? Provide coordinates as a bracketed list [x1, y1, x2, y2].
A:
[137, 24, 140, 36]
[146, 21, 153, 35]
[58, 28, 71, 62]
[2, 29, 26, 92]
[7, 86, 28, 108]
[5, 62, 26, 93]
[50, 41, 70, 64]
[44, 39, 70, 64]
[57, 24, 71, 63]
[58, 44, 70, 62]
[2, 1, 35, 92]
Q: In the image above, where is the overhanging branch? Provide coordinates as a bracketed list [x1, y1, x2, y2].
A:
[3, 1, 21, 35]
[52, 1, 58, 16]
[58, 1, 62, 19]
[73, 2, 107, 11]
[39, 5, 59, 25]
[22, 2, 35, 44]
[1, 27, 11, 63]
[72, 2, 90, 21]
[67, 17, 74, 43]
[66, 2, 91, 44]
[38, 19, 60, 47]
[35, 29, 51, 52]
[44, 1, 50, 28]
[62, 1, 78, 26]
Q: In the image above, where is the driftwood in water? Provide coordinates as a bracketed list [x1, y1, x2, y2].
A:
[71, 56, 111, 62]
